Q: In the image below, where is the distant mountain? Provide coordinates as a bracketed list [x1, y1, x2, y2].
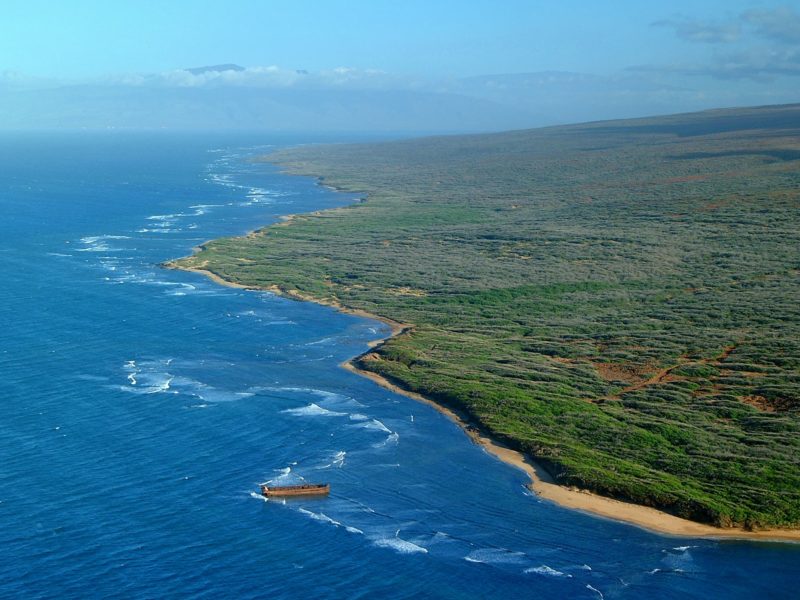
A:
[454, 71, 699, 125]
[184, 64, 245, 75]
[1, 66, 794, 132]
[0, 84, 536, 132]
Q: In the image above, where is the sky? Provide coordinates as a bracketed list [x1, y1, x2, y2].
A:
[2, 0, 796, 78]
[1, 0, 799, 130]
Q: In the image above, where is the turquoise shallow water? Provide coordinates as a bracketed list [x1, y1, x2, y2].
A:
[0, 132, 797, 599]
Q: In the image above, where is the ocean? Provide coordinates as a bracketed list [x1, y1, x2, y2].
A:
[0, 132, 796, 599]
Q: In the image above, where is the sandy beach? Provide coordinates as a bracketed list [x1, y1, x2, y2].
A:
[169, 259, 800, 543]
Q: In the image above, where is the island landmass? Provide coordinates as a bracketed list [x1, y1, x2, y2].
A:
[168, 104, 800, 538]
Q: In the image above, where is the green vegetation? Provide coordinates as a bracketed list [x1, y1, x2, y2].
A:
[175, 105, 800, 529]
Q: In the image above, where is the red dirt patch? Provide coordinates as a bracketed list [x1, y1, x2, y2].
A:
[740, 395, 795, 412]
[594, 362, 649, 384]
[740, 395, 776, 413]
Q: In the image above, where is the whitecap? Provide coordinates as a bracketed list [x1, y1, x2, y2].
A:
[146, 214, 182, 221]
[298, 508, 342, 527]
[282, 403, 347, 417]
[373, 535, 428, 555]
[351, 419, 391, 433]
[464, 548, 527, 565]
[524, 565, 572, 577]
[373, 432, 400, 448]
[81, 235, 130, 242]
[277, 387, 348, 402]
[145, 376, 174, 394]
[586, 584, 604, 599]
[349, 413, 369, 421]
[345, 526, 364, 535]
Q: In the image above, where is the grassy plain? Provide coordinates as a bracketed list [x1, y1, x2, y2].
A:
[174, 105, 800, 529]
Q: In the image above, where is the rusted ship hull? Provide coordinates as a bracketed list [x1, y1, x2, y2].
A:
[260, 483, 330, 498]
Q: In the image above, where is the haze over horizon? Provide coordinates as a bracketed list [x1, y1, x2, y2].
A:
[2, 0, 799, 131]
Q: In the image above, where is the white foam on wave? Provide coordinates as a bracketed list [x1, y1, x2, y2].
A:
[81, 235, 130, 242]
[298, 508, 341, 527]
[586, 584, 604, 599]
[373, 534, 428, 555]
[249, 491, 269, 503]
[120, 361, 173, 394]
[373, 432, 400, 449]
[349, 413, 368, 421]
[464, 548, 527, 565]
[315, 450, 346, 470]
[76, 243, 117, 252]
[295, 508, 363, 535]
[145, 375, 174, 394]
[276, 387, 353, 404]
[672, 545, 696, 552]
[345, 526, 364, 535]
[306, 337, 335, 346]
[118, 361, 249, 401]
[262, 466, 303, 486]
[76, 235, 130, 253]
[332, 451, 346, 466]
[524, 565, 572, 578]
[136, 228, 181, 234]
[282, 403, 347, 417]
[352, 419, 392, 433]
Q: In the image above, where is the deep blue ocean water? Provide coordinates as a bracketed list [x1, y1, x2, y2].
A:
[0, 132, 797, 599]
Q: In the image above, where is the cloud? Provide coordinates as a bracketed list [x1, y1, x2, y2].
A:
[743, 6, 800, 43]
[629, 47, 800, 81]
[653, 17, 740, 44]
[655, 6, 800, 45]
[645, 6, 800, 80]
[103, 65, 421, 91]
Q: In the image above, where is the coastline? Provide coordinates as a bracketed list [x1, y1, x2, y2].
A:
[169, 258, 800, 543]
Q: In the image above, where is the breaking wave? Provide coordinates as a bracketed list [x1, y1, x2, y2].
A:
[524, 565, 572, 577]
[282, 403, 347, 417]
